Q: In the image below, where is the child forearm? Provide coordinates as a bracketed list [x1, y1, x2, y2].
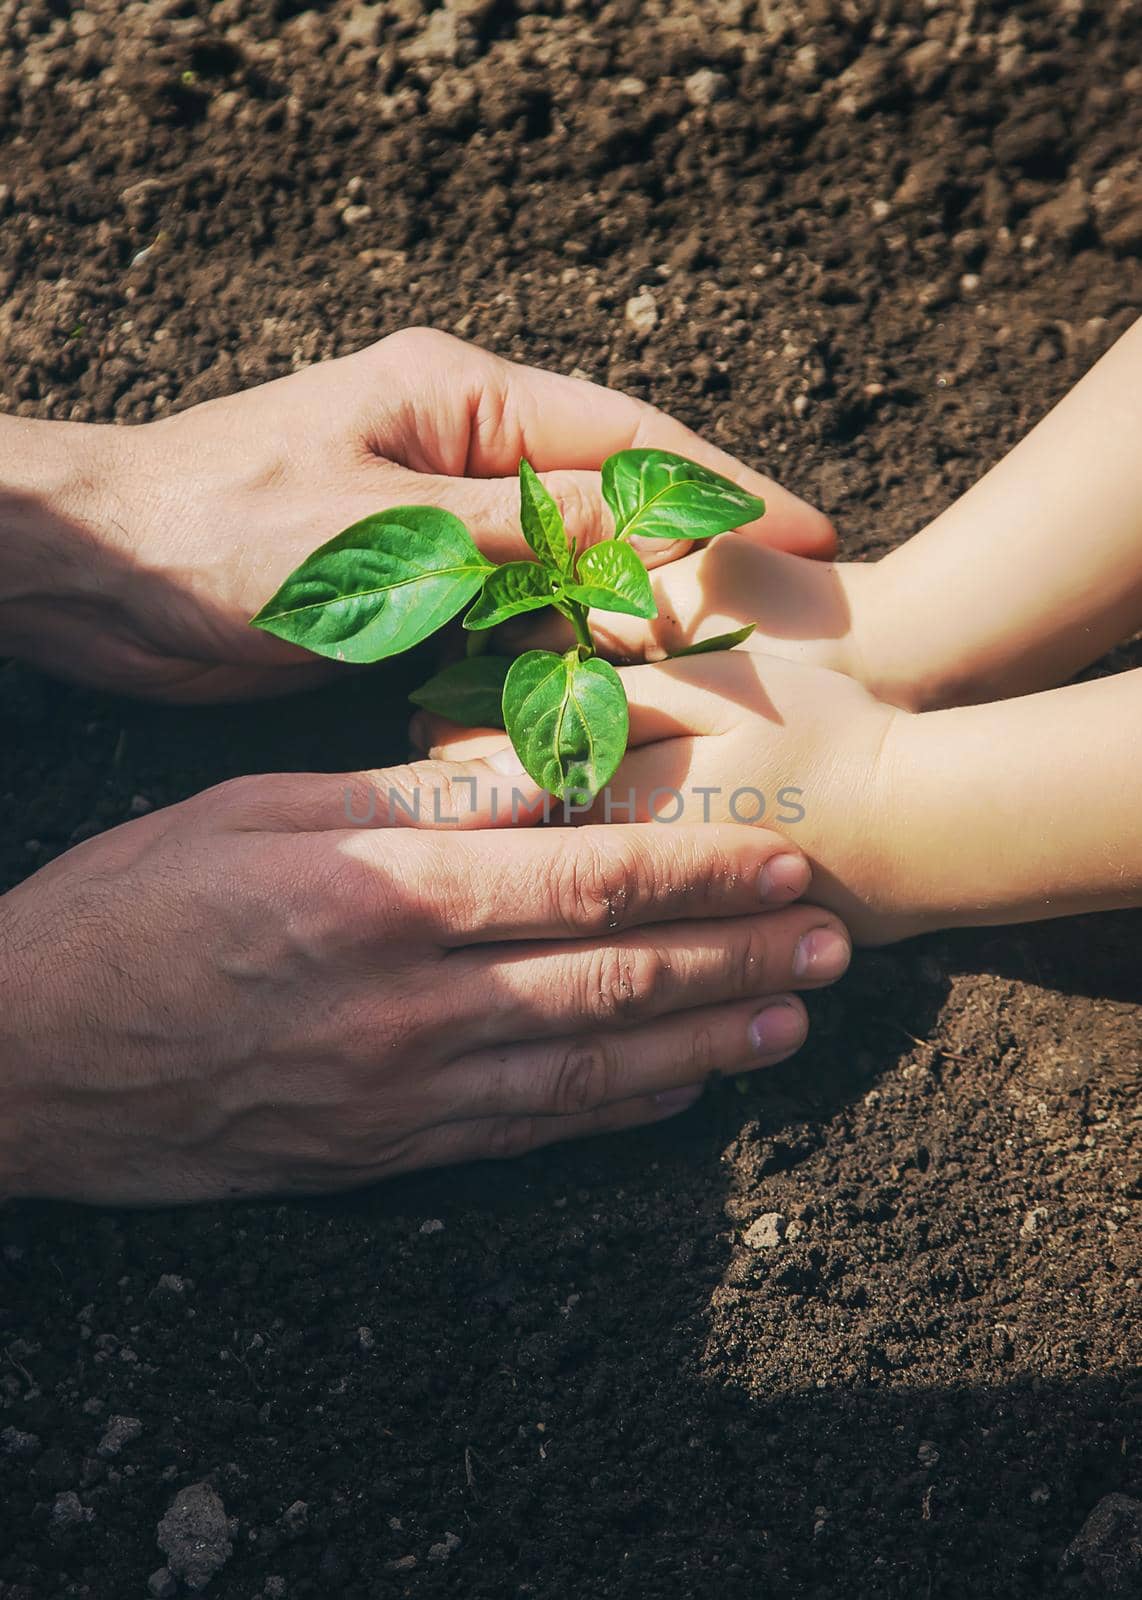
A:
[588, 318, 1142, 714]
[882, 668, 1142, 929]
[860, 317, 1142, 711]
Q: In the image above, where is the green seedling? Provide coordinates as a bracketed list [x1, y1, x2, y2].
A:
[251, 448, 760, 802]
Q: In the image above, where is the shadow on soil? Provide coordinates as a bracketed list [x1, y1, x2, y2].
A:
[2, 658, 1137, 1598]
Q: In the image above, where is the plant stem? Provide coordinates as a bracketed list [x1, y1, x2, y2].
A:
[567, 600, 595, 658]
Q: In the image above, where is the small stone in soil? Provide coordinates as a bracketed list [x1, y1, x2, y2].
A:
[743, 1213, 787, 1250]
[685, 69, 729, 107]
[157, 1482, 233, 1591]
[902, 39, 948, 97]
[97, 1414, 143, 1459]
[428, 1531, 462, 1562]
[281, 1499, 309, 1534]
[1092, 158, 1142, 252]
[624, 290, 658, 335]
[147, 1568, 178, 1600]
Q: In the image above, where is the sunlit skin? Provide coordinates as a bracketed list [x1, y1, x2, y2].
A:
[0, 327, 833, 702]
[425, 320, 1142, 946]
[0, 330, 843, 1204]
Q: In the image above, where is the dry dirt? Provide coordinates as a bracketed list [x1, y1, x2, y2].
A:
[1, 1, 1140, 1597]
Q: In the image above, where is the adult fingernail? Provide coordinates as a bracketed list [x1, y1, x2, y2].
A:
[759, 852, 811, 903]
[749, 998, 807, 1056]
[653, 1084, 703, 1114]
[792, 925, 851, 982]
[487, 745, 525, 775]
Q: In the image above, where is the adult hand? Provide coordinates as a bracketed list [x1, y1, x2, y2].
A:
[0, 756, 850, 1205]
[0, 328, 834, 702]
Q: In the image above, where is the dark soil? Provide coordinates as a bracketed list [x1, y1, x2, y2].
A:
[2, 2, 1140, 1597]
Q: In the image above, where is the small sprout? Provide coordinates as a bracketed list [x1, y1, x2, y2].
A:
[252, 449, 763, 802]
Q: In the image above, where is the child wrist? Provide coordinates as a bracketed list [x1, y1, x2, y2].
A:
[844, 559, 953, 713]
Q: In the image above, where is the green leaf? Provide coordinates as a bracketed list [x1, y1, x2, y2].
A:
[250, 508, 492, 663]
[668, 623, 756, 657]
[601, 448, 765, 542]
[503, 650, 629, 803]
[519, 459, 571, 573]
[463, 561, 558, 631]
[561, 540, 658, 619]
[408, 656, 509, 728]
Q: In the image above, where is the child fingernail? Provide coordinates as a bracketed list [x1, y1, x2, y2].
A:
[758, 852, 811, 903]
[793, 926, 851, 982]
[654, 1085, 703, 1113]
[487, 745, 525, 774]
[749, 998, 807, 1056]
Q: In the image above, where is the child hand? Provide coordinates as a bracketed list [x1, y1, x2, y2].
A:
[519, 300, 1142, 720]
[421, 652, 916, 946]
[513, 537, 893, 702]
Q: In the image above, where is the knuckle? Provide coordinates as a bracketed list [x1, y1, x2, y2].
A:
[550, 474, 603, 542]
[629, 397, 676, 445]
[552, 838, 646, 936]
[731, 920, 774, 997]
[487, 1117, 540, 1162]
[687, 1022, 719, 1077]
[306, 833, 425, 944]
[583, 942, 667, 1025]
[196, 773, 286, 827]
[369, 762, 422, 822]
[428, 769, 482, 825]
[366, 762, 479, 829]
[470, 372, 514, 462]
[548, 1038, 616, 1118]
[382, 325, 455, 361]
[270, 843, 356, 950]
